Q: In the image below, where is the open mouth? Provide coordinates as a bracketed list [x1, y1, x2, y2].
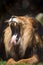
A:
[8, 16, 20, 46]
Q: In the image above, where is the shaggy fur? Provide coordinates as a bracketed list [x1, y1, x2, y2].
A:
[0, 16, 43, 64]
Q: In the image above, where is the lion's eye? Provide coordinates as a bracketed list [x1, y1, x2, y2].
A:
[11, 22, 17, 27]
[14, 22, 17, 26]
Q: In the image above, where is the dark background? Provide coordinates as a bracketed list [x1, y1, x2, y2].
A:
[0, 0, 43, 19]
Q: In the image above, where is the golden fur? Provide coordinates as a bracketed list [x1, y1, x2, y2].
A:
[0, 16, 43, 64]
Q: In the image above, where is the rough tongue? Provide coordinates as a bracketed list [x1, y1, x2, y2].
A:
[11, 34, 17, 45]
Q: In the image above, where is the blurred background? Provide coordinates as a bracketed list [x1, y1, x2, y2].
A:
[0, 0, 43, 23]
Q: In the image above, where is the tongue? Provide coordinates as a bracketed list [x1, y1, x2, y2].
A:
[11, 34, 17, 45]
[13, 39, 16, 45]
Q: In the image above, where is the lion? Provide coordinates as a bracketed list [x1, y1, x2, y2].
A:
[0, 16, 43, 64]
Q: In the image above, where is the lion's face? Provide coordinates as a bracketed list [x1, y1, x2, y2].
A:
[4, 16, 42, 60]
[4, 18, 21, 48]
[7, 16, 34, 58]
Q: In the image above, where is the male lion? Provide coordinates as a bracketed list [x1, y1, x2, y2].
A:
[0, 16, 43, 64]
